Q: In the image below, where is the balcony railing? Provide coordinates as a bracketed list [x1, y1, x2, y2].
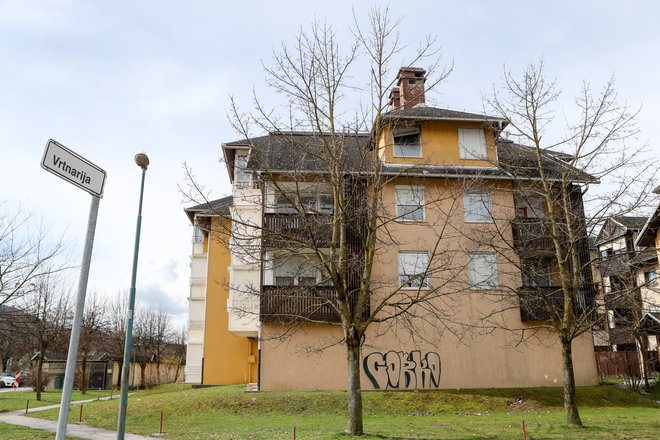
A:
[511, 217, 566, 254]
[260, 285, 368, 323]
[608, 326, 636, 346]
[518, 284, 595, 322]
[603, 287, 640, 310]
[598, 253, 633, 278]
[263, 213, 333, 248]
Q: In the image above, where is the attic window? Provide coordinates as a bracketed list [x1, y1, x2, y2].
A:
[408, 78, 416, 85]
[459, 128, 487, 160]
[393, 126, 422, 158]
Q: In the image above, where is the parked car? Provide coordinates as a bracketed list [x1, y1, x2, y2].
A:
[0, 372, 17, 388]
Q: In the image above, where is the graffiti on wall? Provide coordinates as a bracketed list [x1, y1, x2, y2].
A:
[363, 350, 441, 390]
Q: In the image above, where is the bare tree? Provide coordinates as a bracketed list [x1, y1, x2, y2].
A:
[0, 203, 69, 307]
[183, 7, 461, 436]
[106, 291, 128, 388]
[478, 59, 658, 427]
[19, 272, 71, 400]
[77, 291, 107, 393]
[170, 326, 186, 382]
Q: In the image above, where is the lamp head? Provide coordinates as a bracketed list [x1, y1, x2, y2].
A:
[134, 153, 150, 170]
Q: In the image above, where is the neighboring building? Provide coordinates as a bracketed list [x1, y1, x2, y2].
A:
[636, 195, 660, 361]
[183, 197, 259, 386]
[186, 67, 600, 390]
[594, 216, 659, 352]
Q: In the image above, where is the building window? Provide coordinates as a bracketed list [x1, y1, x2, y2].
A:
[468, 253, 499, 289]
[396, 185, 425, 221]
[398, 252, 430, 289]
[393, 126, 422, 157]
[464, 190, 492, 223]
[645, 269, 658, 286]
[459, 128, 487, 160]
[192, 225, 204, 243]
[234, 153, 252, 189]
[516, 195, 545, 218]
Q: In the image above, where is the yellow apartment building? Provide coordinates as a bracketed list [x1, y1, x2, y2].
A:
[184, 67, 599, 390]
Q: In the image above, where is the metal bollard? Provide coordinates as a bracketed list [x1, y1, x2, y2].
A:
[159, 411, 164, 434]
[292, 425, 296, 440]
[25, 400, 29, 414]
[522, 418, 527, 440]
[79, 404, 83, 423]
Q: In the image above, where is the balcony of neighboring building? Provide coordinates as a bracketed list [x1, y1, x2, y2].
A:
[598, 251, 634, 278]
[227, 288, 260, 337]
[518, 284, 596, 322]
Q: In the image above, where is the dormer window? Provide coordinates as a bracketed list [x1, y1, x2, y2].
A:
[393, 126, 422, 158]
[459, 128, 487, 160]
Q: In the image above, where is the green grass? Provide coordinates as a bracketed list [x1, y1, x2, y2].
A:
[0, 422, 85, 439]
[0, 388, 115, 413]
[22, 383, 660, 439]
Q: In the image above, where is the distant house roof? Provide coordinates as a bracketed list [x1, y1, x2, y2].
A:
[636, 203, 660, 248]
[382, 106, 507, 123]
[638, 312, 660, 335]
[612, 216, 648, 230]
[184, 196, 233, 223]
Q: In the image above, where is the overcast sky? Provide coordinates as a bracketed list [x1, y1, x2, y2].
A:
[1, 0, 658, 326]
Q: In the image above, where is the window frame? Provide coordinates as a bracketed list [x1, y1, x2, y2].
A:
[234, 153, 252, 189]
[458, 128, 488, 160]
[395, 185, 426, 222]
[398, 252, 430, 290]
[393, 126, 423, 158]
[463, 190, 493, 223]
[467, 253, 499, 290]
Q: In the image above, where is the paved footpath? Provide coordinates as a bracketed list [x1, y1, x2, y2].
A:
[0, 394, 154, 439]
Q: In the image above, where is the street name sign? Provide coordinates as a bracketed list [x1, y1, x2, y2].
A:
[41, 139, 107, 198]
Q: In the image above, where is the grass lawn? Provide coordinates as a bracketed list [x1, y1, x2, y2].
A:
[0, 422, 85, 439]
[0, 388, 115, 413]
[21, 382, 660, 439]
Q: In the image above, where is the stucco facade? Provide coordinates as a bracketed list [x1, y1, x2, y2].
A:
[187, 66, 600, 391]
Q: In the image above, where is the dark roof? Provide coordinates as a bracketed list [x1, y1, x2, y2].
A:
[496, 141, 598, 183]
[637, 204, 660, 247]
[184, 196, 233, 223]
[224, 133, 596, 183]
[613, 216, 648, 230]
[239, 132, 372, 174]
[382, 106, 506, 123]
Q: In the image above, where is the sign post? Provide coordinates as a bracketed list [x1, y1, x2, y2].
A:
[41, 139, 106, 440]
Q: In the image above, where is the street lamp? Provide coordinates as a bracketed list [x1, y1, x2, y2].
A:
[117, 153, 149, 440]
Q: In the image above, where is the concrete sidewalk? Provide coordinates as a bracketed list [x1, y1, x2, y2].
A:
[0, 394, 154, 439]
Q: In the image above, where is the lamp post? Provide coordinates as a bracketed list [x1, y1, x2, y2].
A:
[117, 153, 149, 440]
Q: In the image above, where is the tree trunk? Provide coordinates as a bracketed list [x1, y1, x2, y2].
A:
[116, 361, 123, 389]
[560, 338, 582, 427]
[139, 362, 147, 389]
[79, 356, 87, 394]
[345, 337, 363, 436]
[35, 356, 44, 401]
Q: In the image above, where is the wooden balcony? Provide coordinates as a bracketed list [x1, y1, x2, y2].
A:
[511, 217, 566, 254]
[603, 287, 639, 310]
[263, 213, 333, 248]
[598, 253, 633, 278]
[518, 284, 595, 322]
[260, 285, 367, 323]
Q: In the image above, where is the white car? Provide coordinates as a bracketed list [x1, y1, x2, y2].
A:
[0, 373, 17, 388]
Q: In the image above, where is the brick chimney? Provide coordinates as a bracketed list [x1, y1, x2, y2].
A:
[390, 67, 426, 110]
[388, 87, 401, 109]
